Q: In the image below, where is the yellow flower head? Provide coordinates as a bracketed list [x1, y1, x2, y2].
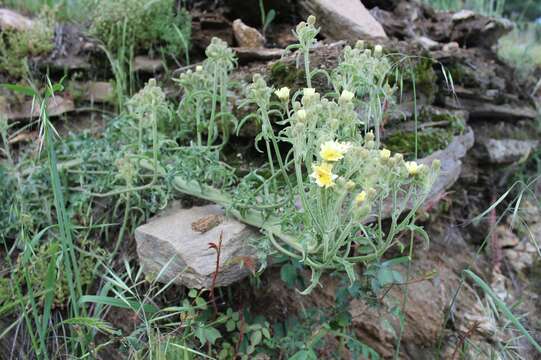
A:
[339, 90, 355, 103]
[274, 87, 290, 101]
[310, 162, 337, 188]
[380, 148, 391, 161]
[319, 140, 350, 162]
[405, 161, 424, 176]
[355, 190, 367, 205]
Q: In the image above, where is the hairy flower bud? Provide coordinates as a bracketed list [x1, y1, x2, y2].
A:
[379, 148, 391, 161]
[355, 40, 365, 50]
[297, 109, 307, 121]
[274, 87, 290, 101]
[307, 15, 316, 26]
[374, 44, 383, 57]
[339, 89, 355, 103]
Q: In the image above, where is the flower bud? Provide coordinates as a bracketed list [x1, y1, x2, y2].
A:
[364, 132, 375, 142]
[374, 44, 383, 57]
[432, 159, 441, 171]
[364, 140, 375, 149]
[195, 65, 203, 72]
[303, 87, 316, 99]
[379, 148, 391, 161]
[345, 180, 356, 190]
[307, 15, 316, 26]
[274, 87, 290, 101]
[355, 191, 367, 205]
[339, 89, 355, 103]
[355, 40, 365, 50]
[297, 109, 307, 121]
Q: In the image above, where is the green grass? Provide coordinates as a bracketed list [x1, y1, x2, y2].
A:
[498, 23, 541, 83]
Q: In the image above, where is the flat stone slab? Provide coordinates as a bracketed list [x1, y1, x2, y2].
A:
[135, 204, 259, 289]
[482, 139, 539, 164]
[298, 0, 387, 42]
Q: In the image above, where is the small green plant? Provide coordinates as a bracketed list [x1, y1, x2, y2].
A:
[0, 9, 55, 78]
[498, 23, 541, 83]
[258, 0, 276, 36]
[172, 17, 440, 293]
[176, 38, 238, 147]
[88, 0, 191, 57]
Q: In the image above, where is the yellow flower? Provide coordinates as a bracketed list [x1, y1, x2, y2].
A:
[310, 162, 337, 188]
[274, 87, 290, 101]
[339, 90, 355, 103]
[319, 140, 350, 162]
[405, 161, 424, 176]
[355, 190, 367, 205]
[379, 148, 391, 161]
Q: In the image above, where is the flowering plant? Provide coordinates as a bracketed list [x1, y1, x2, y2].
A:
[172, 17, 440, 293]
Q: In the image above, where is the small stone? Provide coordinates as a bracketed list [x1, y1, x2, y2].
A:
[442, 42, 460, 52]
[518, 200, 541, 225]
[232, 19, 265, 48]
[135, 203, 260, 289]
[494, 225, 519, 248]
[482, 139, 539, 164]
[0, 8, 33, 32]
[491, 271, 508, 301]
[416, 36, 441, 51]
[133, 56, 164, 73]
[452, 10, 476, 22]
[504, 241, 537, 273]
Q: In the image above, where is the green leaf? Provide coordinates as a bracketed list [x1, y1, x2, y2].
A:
[79, 295, 159, 314]
[226, 319, 236, 332]
[290, 349, 317, 360]
[195, 326, 222, 346]
[280, 263, 297, 288]
[464, 270, 541, 353]
[250, 330, 262, 346]
[1, 83, 37, 97]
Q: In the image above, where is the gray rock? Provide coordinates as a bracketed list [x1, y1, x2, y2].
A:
[133, 56, 164, 73]
[482, 139, 539, 164]
[0, 8, 33, 32]
[421, 127, 475, 199]
[232, 19, 265, 48]
[135, 204, 259, 289]
[2, 96, 75, 120]
[298, 0, 387, 42]
[450, 11, 514, 48]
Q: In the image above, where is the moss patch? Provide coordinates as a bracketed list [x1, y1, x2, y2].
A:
[268, 61, 305, 90]
[384, 128, 454, 159]
[0, 10, 54, 78]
